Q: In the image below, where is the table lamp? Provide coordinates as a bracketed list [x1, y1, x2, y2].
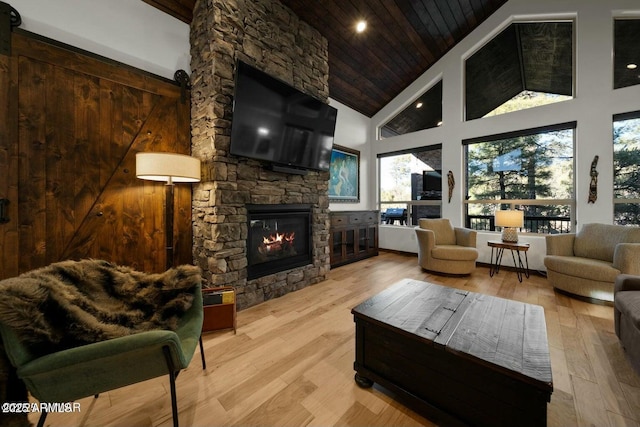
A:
[136, 152, 201, 269]
[495, 209, 524, 243]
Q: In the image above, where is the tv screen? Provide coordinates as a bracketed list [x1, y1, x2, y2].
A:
[423, 170, 441, 190]
[229, 61, 338, 172]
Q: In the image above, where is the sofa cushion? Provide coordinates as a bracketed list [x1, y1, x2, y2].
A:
[615, 292, 640, 330]
[432, 245, 478, 261]
[574, 223, 640, 262]
[544, 255, 620, 282]
[419, 219, 456, 245]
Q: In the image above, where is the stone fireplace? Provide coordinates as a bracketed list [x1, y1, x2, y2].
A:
[189, 0, 330, 309]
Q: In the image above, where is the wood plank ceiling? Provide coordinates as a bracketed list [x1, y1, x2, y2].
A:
[142, 0, 509, 117]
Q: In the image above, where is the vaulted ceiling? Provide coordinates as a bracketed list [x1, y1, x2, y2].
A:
[142, 0, 509, 117]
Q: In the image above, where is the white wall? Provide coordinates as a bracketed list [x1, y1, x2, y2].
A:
[15, 0, 190, 80]
[372, 0, 640, 266]
[329, 99, 372, 211]
[16, 0, 639, 269]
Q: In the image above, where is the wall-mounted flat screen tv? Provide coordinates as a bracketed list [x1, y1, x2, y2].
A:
[229, 61, 338, 173]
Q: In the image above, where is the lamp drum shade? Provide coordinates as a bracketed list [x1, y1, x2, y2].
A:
[136, 152, 201, 183]
[495, 210, 524, 228]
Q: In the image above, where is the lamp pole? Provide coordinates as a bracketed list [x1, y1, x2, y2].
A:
[165, 180, 175, 270]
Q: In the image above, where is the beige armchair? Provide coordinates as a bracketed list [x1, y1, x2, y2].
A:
[544, 223, 640, 302]
[415, 218, 479, 275]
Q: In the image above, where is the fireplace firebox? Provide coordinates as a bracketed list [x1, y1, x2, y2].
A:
[246, 204, 313, 280]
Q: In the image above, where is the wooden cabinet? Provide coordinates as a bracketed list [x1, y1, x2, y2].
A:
[329, 210, 379, 268]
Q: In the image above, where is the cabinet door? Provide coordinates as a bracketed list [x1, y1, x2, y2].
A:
[331, 230, 344, 262]
[345, 229, 356, 257]
[367, 225, 378, 253]
[358, 225, 369, 253]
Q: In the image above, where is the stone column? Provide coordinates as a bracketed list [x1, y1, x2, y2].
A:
[190, 0, 331, 309]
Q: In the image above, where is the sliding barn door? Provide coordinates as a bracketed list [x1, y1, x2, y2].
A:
[0, 30, 193, 279]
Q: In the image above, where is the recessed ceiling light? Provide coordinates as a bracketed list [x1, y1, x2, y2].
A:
[416, 102, 423, 109]
[356, 20, 367, 33]
[627, 63, 638, 70]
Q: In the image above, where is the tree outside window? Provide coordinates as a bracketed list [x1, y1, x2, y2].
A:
[465, 124, 574, 234]
[613, 113, 640, 226]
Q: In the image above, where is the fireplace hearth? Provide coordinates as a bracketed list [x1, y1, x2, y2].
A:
[247, 204, 313, 280]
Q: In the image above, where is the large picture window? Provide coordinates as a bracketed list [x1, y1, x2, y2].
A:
[613, 112, 640, 226]
[378, 146, 442, 226]
[465, 21, 573, 120]
[379, 81, 442, 139]
[614, 19, 640, 90]
[464, 123, 575, 233]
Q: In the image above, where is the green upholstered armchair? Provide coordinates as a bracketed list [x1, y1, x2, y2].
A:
[0, 282, 205, 427]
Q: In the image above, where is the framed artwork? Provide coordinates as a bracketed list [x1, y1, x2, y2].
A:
[329, 145, 360, 202]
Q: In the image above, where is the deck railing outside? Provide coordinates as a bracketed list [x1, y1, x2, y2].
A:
[379, 199, 575, 234]
[467, 215, 572, 234]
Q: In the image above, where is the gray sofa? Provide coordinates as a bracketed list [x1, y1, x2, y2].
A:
[614, 274, 640, 374]
[544, 223, 640, 302]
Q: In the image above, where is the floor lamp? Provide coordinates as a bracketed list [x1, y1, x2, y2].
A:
[136, 152, 201, 270]
[136, 152, 205, 423]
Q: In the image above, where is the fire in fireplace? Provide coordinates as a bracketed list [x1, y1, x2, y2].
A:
[259, 231, 296, 258]
[246, 204, 312, 279]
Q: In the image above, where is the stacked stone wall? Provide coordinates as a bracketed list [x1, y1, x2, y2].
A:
[190, 0, 330, 309]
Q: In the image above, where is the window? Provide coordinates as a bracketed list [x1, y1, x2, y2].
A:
[465, 21, 573, 120]
[614, 19, 640, 90]
[464, 123, 575, 233]
[379, 146, 442, 225]
[613, 112, 640, 226]
[379, 81, 442, 139]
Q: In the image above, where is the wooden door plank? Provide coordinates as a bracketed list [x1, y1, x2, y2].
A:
[17, 57, 48, 272]
[44, 64, 76, 263]
[0, 51, 20, 279]
[99, 81, 124, 189]
[73, 73, 101, 230]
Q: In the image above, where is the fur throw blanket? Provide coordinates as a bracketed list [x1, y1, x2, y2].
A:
[0, 259, 201, 427]
[0, 259, 201, 357]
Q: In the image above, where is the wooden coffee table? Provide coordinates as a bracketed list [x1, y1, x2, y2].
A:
[352, 279, 553, 427]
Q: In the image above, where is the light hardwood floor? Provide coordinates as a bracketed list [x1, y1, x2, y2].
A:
[36, 251, 640, 427]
